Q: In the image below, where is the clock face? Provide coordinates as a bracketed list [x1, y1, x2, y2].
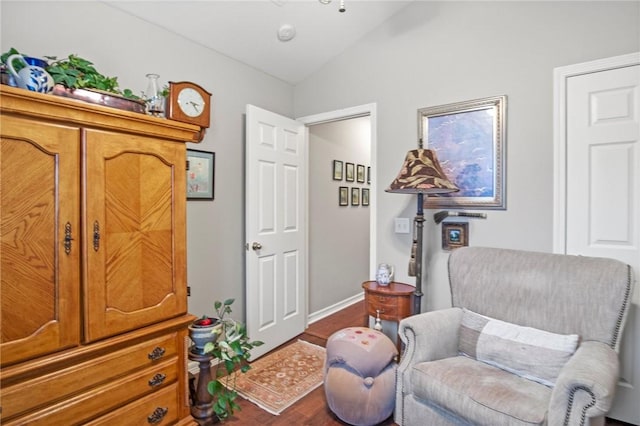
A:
[177, 88, 205, 118]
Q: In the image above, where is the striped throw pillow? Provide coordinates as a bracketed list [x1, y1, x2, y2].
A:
[458, 309, 579, 387]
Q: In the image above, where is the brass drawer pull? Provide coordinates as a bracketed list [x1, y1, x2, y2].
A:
[148, 373, 167, 387]
[93, 220, 100, 252]
[147, 407, 168, 424]
[64, 222, 74, 255]
[148, 346, 166, 361]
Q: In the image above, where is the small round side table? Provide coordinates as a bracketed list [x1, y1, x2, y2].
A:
[362, 281, 415, 354]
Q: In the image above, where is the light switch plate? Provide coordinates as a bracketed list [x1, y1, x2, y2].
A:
[394, 217, 410, 234]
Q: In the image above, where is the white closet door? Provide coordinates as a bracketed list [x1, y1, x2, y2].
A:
[555, 53, 640, 424]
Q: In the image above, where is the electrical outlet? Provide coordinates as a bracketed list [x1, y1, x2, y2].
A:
[394, 217, 411, 234]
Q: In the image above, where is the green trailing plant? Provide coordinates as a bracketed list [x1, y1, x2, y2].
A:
[1, 47, 22, 68]
[203, 299, 263, 421]
[1, 47, 32, 74]
[2, 49, 142, 101]
[44, 54, 140, 100]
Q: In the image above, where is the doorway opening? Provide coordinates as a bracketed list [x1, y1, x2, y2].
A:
[298, 104, 377, 323]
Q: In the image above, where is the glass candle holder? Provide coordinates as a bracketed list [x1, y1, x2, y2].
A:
[144, 73, 164, 117]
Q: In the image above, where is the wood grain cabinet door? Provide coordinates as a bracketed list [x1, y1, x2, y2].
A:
[1, 115, 81, 366]
[83, 130, 187, 342]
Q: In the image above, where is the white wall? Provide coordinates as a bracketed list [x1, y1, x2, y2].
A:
[0, 0, 294, 321]
[3, 1, 638, 322]
[308, 117, 371, 314]
[294, 1, 640, 312]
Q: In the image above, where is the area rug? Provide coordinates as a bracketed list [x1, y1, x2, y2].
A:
[228, 339, 326, 415]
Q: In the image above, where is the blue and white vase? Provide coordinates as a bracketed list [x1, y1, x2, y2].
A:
[6, 54, 54, 94]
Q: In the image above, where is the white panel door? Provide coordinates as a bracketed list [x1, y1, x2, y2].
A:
[558, 55, 640, 424]
[246, 104, 307, 359]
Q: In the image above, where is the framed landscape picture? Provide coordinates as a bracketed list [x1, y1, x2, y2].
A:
[419, 95, 506, 209]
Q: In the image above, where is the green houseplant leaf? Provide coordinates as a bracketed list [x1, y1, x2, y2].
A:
[200, 299, 263, 421]
[44, 54, 141, 100]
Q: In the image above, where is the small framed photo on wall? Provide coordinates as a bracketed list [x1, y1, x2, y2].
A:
[357, 164, 365, 183]
[351, 187, 360, 206]
[339, 186, 349, 206]
[362, 188, 369, 206]
[345, 162, 355, 182]
[442, 222, 468, 251]
[187, 149, 215, 200]
[333, 160, 343, 181]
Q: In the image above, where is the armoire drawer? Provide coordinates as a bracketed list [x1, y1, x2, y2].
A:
[85, 383, 181, 426]
[3, 358, 178, 426]
[1, 332, 178, 421]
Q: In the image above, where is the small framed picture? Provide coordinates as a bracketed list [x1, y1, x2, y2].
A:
[339, 186, 349, 206]
[367, 166, 371, 185]
[351, 187, 360, 206]
[333, 160, 343, 181]
[187, 149, 215, 200]
[442, 222, 469, 251]
[362, 188, 369, 206]
[345, 162, 355, 182]
[356, 164, 365, 183]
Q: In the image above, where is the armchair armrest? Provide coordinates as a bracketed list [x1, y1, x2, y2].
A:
[398, 307, 463, 367]
[549, 341, 620, 426]
[395, 307, 463, 425]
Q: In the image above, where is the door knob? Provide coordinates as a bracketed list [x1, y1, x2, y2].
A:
[252, 242, 262, 251]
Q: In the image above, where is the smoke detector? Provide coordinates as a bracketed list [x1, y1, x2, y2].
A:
[277, 24, 296, 42]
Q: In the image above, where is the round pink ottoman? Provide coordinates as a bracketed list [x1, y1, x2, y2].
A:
[324, 327, 398, 426]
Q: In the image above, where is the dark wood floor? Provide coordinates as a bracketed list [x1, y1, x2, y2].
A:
[220, 300, 379, 425]
[219, 301, 633, 426]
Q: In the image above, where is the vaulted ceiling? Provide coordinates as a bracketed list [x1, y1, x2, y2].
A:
[104, 0, 413, 84]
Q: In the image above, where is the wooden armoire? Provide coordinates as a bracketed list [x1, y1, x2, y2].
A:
[0, 85, 198, 425]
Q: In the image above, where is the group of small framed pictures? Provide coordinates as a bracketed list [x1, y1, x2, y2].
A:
[333, 160, 370, 207]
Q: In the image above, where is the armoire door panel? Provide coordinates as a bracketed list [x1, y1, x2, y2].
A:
[1, 115, 81, 366]
[83, 130, 187, 342]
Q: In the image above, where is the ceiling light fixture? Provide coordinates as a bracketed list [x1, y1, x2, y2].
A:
[277, 24, 296, 42]
[318, 0, 332, 4]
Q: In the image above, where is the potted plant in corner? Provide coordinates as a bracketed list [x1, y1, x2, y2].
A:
[189, 298, 263, 422]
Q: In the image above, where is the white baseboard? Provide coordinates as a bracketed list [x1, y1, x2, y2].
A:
[307, 293, 364, 325]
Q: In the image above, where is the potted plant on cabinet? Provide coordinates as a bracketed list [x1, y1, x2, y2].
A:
[45, 54, 141, 100]
[188, 299, 263, 422]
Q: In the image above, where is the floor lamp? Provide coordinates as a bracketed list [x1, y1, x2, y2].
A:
[385, 147, 458, 314]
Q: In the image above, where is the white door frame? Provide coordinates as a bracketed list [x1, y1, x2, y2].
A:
[553, 52, 640, 254]
[553, 52, 640, 423]
[297, 103, 377, 320]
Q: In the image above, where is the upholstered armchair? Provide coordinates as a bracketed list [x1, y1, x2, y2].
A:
[396, 247, 634, 426]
